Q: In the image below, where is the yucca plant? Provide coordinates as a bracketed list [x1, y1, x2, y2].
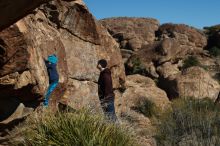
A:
[11, 109, 137, 146]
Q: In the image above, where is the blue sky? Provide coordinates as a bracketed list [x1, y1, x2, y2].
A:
[83, 0, 220, 29]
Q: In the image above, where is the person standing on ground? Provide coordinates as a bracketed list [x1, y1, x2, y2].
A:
[97, 59, 117, 122]
[43, 54, 59, 107]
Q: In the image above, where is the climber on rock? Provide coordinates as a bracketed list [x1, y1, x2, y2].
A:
[43, 54, 59, 107]
[97, 59, 117, 122]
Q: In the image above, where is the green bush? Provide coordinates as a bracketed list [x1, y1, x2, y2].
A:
[155, 97, 220, 146]
[126, 58, 146, 75]
[12, 110, 137, 146]
[132, 98, 157, 118]
[182, 56, 200, 70]
[209, 46, 220, 57]
[131, 58, 145, 74]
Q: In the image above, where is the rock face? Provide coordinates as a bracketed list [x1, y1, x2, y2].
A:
[100, 17, 159, 52]
[58, 1, 125, 111]
[159, 67, 220, 100]
[62, 79, 101, 111]
[0, 7, 68, 122]
[0, 0, 125, 123]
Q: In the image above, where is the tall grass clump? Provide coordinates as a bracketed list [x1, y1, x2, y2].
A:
[155, 97, 220, 146]
[12, 110, 137, 146]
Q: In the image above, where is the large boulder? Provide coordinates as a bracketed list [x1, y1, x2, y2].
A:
[0, 0, 125, 123]
[58, 1, 125, 109]
[157, 62, 181, 79]
[118, 74, 170, 112]
[62, 79, 101, 111]
[159, 67, 220, 100]
[100, 17, 159, 51]
[157, 23, 207, 52]
[126, 38, 182, 78]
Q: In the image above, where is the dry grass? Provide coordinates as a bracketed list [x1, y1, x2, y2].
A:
[155, 97, 220, 146]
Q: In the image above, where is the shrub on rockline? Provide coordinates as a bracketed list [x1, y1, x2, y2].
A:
[132, 98, 157, 118]
[155, 97, 220, 146]
[125, 57, 146, 75]
[182, 56, 201, 70]
[12, 110, 137, 146]
[209, 46, 220, 57]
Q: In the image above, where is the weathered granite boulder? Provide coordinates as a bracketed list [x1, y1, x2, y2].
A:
[126, 38, 182, 78]
[0, 0, 125, 123]
[157, 62, 181, 79]
[158, 67, 220, 100]
[119, 74, 170, 111]
[157, 23, 207, 52]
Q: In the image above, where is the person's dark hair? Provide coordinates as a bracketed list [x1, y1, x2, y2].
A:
[98, 59, 107, 68]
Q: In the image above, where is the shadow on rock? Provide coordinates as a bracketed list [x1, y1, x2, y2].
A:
[0, 98, 21, 122]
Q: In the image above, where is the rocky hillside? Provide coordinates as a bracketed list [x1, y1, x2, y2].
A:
[100, 18, 220, 145]
[100, 18, 220, 100]
[1, 1, 220, 146]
